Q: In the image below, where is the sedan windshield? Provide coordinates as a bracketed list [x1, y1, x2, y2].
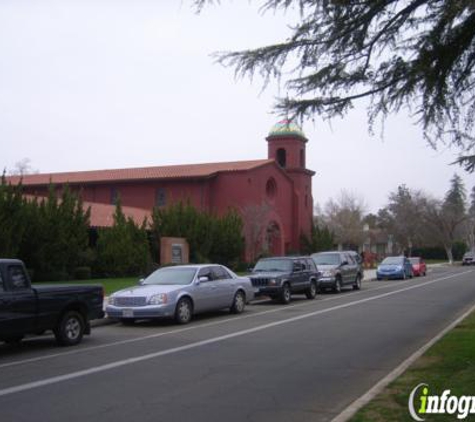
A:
[143, 268, 196, 286]
[312, 253, 340, 266]
[254, 259, 292, 272]
[381, 257, 403, 265]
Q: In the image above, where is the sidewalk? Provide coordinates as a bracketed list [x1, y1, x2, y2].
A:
[364, 268, 377, 281]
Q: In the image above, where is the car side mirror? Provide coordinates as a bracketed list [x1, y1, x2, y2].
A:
[198, 276, 209, 283]
[341, 261, 349, 266]
[138, 278, 145, 286]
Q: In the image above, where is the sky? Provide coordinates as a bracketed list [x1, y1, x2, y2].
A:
[1, 0, 473, 214]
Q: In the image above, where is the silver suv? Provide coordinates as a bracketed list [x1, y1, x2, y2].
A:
[462, 251, 475, 265]
[311, 251, 363, 293]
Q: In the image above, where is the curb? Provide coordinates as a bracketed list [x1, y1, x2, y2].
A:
[331, 300, 475, 422]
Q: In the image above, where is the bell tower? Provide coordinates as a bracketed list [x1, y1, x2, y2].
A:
[266, 119, 315, 250]
[267, 119, 308, 170]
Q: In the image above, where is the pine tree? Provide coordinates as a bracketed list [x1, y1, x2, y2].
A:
[152, 202, 244, 266]
[424, 174, 468, 263]
[301, 221, 335, 254]
[0, 174, 29, 257]
[95, 200, 151, 277]
[25, 184, 91, 280]
[195, 0, 475, 170]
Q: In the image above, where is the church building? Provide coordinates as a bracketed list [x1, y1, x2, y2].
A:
[10, 120, 315, 261]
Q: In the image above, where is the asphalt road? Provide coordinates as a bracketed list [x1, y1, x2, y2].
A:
[1, 265, 474, 422]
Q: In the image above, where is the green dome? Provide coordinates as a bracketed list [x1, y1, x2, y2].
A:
[268, 119, 306, 139]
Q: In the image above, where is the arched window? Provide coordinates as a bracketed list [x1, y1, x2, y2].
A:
[110, 187, 119, 205]
[156, 188, 166, 207]
[266, 178, 277, 199]
[277, 148, 286, 168]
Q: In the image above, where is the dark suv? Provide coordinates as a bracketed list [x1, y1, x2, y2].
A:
[249, 256, 319, 304]
[311, 251, 363, 293]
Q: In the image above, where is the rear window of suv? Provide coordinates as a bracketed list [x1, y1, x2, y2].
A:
[254, 259, 292, 272]
[312, 253, 341, 266]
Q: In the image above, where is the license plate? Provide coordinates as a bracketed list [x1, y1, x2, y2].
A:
[122, 309, 134, 318]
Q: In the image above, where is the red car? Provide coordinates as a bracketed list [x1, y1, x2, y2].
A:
[409, 257, 427, 276]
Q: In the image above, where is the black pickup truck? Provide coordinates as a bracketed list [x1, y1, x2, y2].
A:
[0, 259, 104, 346]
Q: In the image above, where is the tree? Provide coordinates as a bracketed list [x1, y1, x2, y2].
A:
[423, 174, 467, 263]
[195, 1, 475, 169]
[380, 185, 428, 255]
[209, 209, 245, 267]
[96, 200, 151, 277]
[0, 174, 29, 257]
[465, 186, 475, 252]
[152, 201, 214, 263]
[8, 158, 38, 176]
[240, 201, 273, 261]
[25, 185, 91, 280]
[321, 190, 367, 250]
[151, 202, 244, 266]
[300, 220, 335, 254]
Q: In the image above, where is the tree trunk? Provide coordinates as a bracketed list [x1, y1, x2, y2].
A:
[444, 244, 454, 264]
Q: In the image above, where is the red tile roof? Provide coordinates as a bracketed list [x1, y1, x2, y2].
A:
[7, 159, 274, 186]
[85, 202, 151, 228]
[24, 195, 151, 227]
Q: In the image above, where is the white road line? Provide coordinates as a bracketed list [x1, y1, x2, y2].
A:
[0, 270, 470, 398]
[0, 280, 394, 369]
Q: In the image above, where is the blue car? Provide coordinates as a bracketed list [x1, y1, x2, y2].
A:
[377, 256, 414, 280]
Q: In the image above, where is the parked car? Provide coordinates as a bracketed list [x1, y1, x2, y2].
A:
[106, 264, 254, 325]
[462, 251, 475, 266]
[249, 256, 318, 304]
[409, 257, 427, 276]
[0, 259, 104, 346]
[376, 256, 413, 280]
[344, 250, 365, 279]
[311, 251, 363, 293]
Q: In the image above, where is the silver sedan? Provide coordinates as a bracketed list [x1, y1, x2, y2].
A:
[106, 264, 254, 324]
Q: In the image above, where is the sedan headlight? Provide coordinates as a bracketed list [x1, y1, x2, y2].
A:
[108, 296, 117, 306]
[148, 293, 168, 305]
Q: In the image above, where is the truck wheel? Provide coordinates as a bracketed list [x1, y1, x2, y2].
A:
[280, 283, 291, 304]
[230, 291, 246, 314]
[54, 310, 85, 346]
[305, 280, 317, 299]
[353, 275, 362, 290]
[333, 277, 342, 293]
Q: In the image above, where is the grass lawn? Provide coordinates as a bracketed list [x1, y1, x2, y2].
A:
[425, 259, 449, 265]
[349, 310, 475, 421]
[35, 277, 139, 296]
